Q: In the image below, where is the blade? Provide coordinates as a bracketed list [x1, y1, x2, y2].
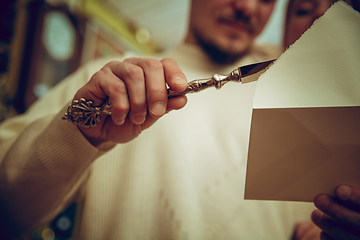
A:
[239, 59, 276, 84]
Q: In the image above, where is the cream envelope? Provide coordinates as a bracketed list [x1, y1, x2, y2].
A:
[244, 2, 360, 202]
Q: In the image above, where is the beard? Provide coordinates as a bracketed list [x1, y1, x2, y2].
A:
[194, 32, 250, 65]
[192, 8, 258, 65]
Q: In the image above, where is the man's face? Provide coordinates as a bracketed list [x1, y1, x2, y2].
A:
[186, 0, 276, 64]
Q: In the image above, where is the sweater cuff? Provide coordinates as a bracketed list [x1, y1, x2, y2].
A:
[35, 106, 115, 182]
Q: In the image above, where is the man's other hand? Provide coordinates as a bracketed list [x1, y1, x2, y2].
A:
[312, 185, 360, 240]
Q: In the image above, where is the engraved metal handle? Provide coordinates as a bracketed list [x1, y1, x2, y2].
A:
[167, 68, 241, 97]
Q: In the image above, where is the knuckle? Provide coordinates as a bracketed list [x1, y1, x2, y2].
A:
[123, 57, 137, 63]
[161, 58, 175, 65]
[142, 59, 163, 70]
[107, 60, 119, 65]
[131, 98, 146, 108]
[113, 102, 129, 114]
[148, 87, 166, 97]
[91, 70, 105, 80]
[104, 60, 120, 69]
[110, 81, 127, 95]
[124, 65, 144, 81]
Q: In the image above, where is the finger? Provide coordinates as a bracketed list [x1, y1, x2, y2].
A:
[311, 209, 360, 240]
[160, 58, 188, 93]
[109, 60, 147, 125]
[302, 223, 321, 240]
[166, 95, 188, 113]
[292, 221, 314, 240]
[335, 185, 360, 212]
[135, 90, 187, 134]
[104, 75, 130, 125]
[314, 194, 360, 229]
[75, 64, 130, 125]
[125, 58, 168, 119]
[320, 232, 334, 240]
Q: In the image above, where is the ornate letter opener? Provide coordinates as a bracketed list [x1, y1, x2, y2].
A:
[63, 59, 275, 128]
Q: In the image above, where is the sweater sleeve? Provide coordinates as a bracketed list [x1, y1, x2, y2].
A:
[0, 59, 115, 234]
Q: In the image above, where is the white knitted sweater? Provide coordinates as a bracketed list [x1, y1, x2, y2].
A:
[0, 43, 314, 239]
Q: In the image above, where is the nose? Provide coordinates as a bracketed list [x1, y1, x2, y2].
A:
[233, 0, 258, 15]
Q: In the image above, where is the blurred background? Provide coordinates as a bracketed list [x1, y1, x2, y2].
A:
[0, 0, 288, 124]
[1, 1, 360, 239]
[0, 0, 286, 239]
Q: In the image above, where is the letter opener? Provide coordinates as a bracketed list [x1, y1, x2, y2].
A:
[63, 59, 276, 127]
[168, 59, 276, 97]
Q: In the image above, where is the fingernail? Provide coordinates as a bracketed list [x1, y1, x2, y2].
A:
[315, 195, 330, 210]
[311, 209, 323, 223]
[150, 102, 166, 116]
[173, 76, 186, 86]
[336, 185, 351, 200]
[133, 113, 146, 124]
[116, 117, 125, 125]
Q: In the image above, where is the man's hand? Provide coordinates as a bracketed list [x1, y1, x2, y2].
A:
[312, 185, 360, 240]
[73, 57, 188, 146]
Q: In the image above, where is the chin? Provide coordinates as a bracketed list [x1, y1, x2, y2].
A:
[202, 40, 249, 64]
[193, 29, 252, 64]
[219, 40, 251, 57]
[220, 31, 253, 52]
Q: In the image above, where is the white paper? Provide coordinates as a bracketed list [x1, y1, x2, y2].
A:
[245, 2, 360, 202]
[253, 2, 360, 109]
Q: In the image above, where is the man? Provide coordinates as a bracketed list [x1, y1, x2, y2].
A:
[0, 0, 358, 239]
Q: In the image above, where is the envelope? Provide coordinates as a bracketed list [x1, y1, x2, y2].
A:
[244, 2, 360, 202]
